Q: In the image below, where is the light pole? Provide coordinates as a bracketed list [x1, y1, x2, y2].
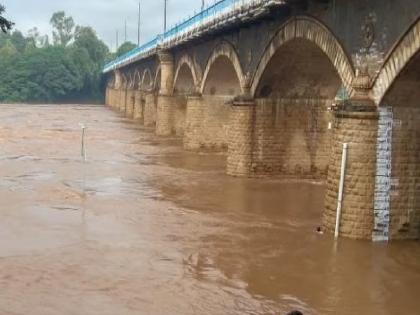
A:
[124, 19, 127, 43]
[116, 29, 119, 51]
[202, 0, 205, 10]
[164, 0, 168, 33]
[137, 1, 141, 46]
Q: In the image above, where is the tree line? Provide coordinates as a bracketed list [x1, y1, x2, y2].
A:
[0, 8, 136, 104]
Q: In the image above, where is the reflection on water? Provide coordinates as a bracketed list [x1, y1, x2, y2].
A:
[0, 104, 419, 315]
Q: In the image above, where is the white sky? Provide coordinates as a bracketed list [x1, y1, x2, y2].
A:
[3, 0, 208, 51]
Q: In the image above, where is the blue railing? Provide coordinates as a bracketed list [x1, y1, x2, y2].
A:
[103, 0, 250, 72]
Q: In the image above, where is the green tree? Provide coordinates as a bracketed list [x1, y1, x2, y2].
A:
[0, 39, 17, 58]
[10, 30, 26, 52]
[74, 26, 108, 65]
[0, 4, 13, 33]
[50, 11, 75, 46]
[0, 11, 110, 104]
[117, 41, 136, 57]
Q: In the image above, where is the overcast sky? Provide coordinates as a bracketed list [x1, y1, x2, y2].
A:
[3, 0, 205, 51]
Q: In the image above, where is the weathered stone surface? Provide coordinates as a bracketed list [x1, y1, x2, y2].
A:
[144, 93, 157, 127]
[126, 89, 135, 118]
[227, 100, 255, 176]
[323, 110, 379, 239]
[133, 91, 144, 121]
[184, 95, 230, 151]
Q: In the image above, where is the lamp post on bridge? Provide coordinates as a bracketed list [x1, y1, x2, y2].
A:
[137, 1, 141, 46]
[164, 0, 168, 33]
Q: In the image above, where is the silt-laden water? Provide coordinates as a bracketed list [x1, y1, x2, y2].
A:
[0, 104, 419, 315]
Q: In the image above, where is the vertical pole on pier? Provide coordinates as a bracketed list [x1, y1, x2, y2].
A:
[137, 1, 141, 46]
[80, 124, 87, 162]
[335, 143, 348, 239]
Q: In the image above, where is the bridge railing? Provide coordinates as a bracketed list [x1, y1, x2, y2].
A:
[103, 0, 264, 73]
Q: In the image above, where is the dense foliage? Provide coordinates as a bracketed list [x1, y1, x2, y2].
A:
[0, 10, 129, 104]
[0, 4, 13, 32]
[117, 41, 137, 57]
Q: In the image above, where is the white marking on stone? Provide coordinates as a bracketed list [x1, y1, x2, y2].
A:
[373, 106, 393, 242]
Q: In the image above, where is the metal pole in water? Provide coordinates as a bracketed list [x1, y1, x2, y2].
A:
[335, 143, 348, 239]
[80, 123, 87, 162]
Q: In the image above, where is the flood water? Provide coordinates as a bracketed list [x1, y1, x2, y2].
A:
[0, 104, 419, 315]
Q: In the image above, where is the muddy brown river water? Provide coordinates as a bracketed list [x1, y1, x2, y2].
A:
[0, 104, 419, 315]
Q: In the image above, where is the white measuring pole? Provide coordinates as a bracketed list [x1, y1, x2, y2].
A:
[335, 143, 348, 239]
[79, 123, 87, 162]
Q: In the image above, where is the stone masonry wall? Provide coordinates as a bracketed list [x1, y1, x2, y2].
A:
[156, 95, 174, 136]
[133, 91, 144, 121]
[126, 89, 135, 117]
[388, 107, 420, 239]
[323, 111, 379, 239]
[144, 93, 157, 127]
[119, 88, 127, 112]
[183, 95, 231, 151]
[227, 102, 255, 176]
[184, 96, 203, 150]
[174, 96, 187, 136]
[250, 98, 333, 178]
[156, 95, 187, 136]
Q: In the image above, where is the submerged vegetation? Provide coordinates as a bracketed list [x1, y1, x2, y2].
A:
[0, 9, 133, 104]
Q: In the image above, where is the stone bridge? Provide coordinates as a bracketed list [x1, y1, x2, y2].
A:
[103, 0, 420, 241]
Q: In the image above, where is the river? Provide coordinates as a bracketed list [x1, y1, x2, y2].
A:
[0, 104, 419, 315]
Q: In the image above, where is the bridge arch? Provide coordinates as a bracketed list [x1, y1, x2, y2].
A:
[200, 41, 245, 95]
[251, 16, 355, 98]
[173, 54, 201, 95]
[154, 66, 161, 92]
[127, 72, 136, 89]
[107, 74, 115, 88]
[121, 73, 128, 88]
[141, 68, 153, 90]
[133, 70, 141, 90]
[373, 17, 420, 105]
[113, 70, 122, 89]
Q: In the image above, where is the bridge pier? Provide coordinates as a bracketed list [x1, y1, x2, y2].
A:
[113, 88, 119, 109]
[323, 107, 379, 239]
[118, 86, 127, 112]
[133, 90, 144, 121]
[156, 95, 174, 135]
[126, 88, 135, 117]
[143, 92, 156, 127]
[322, 73, 380, 239]
[184, 95, 204, 150]
[183, 95, 231, 151]
[156, 51, 175, 136]
[107, 87, 115, 108]
[227, 99, 255, 176]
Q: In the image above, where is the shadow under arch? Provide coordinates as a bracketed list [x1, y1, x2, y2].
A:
[173, 54, 201, 95]
[141, 68, 153, 90]
[372, 16, 420, 105]
[200, 41, 245, 96]
[251, 16, 355, 98]
[153, 66, 161, 93]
